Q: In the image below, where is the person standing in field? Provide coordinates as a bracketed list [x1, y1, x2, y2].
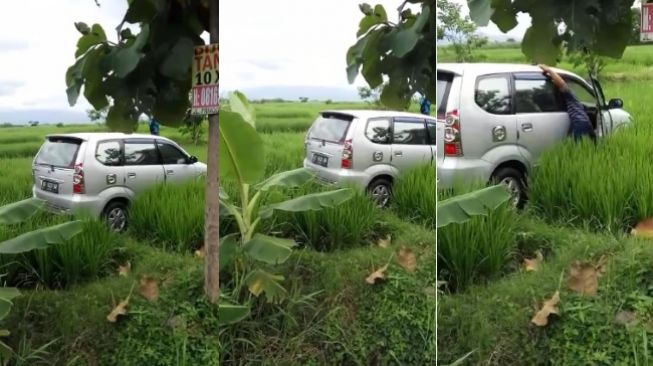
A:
[538, 64, 596, 142]
[149, 117, 160, 136]
[420, 95, 431, 115]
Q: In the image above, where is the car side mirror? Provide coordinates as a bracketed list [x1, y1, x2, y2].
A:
[188, 155, 198, 164]
[608, 98, 623, 109]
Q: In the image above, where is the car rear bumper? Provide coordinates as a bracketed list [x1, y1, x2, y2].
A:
[33, 186, 105, 217]
[436, 157, 493, 189]
[303, 159, 369, 188]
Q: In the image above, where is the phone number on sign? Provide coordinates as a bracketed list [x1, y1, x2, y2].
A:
[192, 85, 219, 109]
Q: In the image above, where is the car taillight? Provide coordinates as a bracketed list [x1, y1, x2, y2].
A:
[341, 139, 353, 169]
[444, 109, 463, 157]
[73, 163, 85, 194]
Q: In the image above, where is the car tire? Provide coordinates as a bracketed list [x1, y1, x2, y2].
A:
[491, 167, 527, 209]
[367, 178, 392, 208]
[103, 201, 128, 233]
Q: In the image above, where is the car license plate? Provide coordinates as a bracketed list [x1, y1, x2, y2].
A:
[41, 180, 59, 194]
[312, 153, 328, 167]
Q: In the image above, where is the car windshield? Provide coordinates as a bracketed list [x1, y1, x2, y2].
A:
[308, 115, 352, 143]
[35, 137, 82, 168]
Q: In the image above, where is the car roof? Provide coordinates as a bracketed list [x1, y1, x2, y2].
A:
[320, 109, 436, 121]
[45, 132, 175, 143]
[437, 63, 581, 79]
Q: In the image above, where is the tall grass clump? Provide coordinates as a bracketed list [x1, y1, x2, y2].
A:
[437, 183, 519, 291]
[0, 142, 42, 159]
[0, 214, 120, 288]
[129, 179, 239, 252]
[262, 183, 381, 251]
[530, 124, 653, 233]
[0, 158, 33, 204]
[392, 164, 436, 228]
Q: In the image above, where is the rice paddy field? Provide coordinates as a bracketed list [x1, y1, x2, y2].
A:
[0, 101, 436, 365]
[438, 43, 653, 365]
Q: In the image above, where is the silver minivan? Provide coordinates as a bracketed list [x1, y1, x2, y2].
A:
[436, 63, 632, 206]
[32, 133, 207, 231]
[303, 110, 437, 206]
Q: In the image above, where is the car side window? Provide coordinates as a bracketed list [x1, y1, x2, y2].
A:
[392, 119, 427, 145]
[124, 140, 161, 166]
[95, 140, 122, 166]
[514, 77, 564, 113]
[365, 118, 391, 144]
[157, 141, 188, 165]
[475, 75, 511, 114]
[565, 78, 597, 106]
[426, 121, 436, 145]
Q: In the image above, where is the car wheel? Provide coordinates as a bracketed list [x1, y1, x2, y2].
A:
[367, 178, 392, 208]
[103, 201, 128, 233]
[491, 167, 527, 209]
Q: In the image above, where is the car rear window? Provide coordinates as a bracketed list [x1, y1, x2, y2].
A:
[436, 71, 453, 119]
[35, 137, 82, 168]
[308, 113, 352, 143]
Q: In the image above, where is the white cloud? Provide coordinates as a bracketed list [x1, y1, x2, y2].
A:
[0, 0, 125, 115]
[219, 0, 420, 90]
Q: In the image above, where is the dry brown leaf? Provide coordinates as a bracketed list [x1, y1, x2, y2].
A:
[365, 263, 389, 285]
[117, 261, 131, 277]
[632, 218, 653, 238]
[615, 310, 637, 326]
[138, 276, 159, 301]
[194, 246, 205, 258]
[396, 247, 417, 272]
[377, 235, 391, 248]
[523, 250, 544, 272]
[106, 299, 129, 323]
[567, 261, 599, 296]
[531, 291, 560, 326]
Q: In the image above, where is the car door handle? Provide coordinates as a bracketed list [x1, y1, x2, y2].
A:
[127, 172, 136, 178]
[394, 151, 403, 157]
[521, 123, 533, 132]
[166, 170, 174, 175]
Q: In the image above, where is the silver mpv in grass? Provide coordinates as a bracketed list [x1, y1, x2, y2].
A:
[303, 110, 437, 206]
[32, 133, 207, 231]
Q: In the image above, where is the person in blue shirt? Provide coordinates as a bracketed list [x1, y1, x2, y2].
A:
[539, 64, 596, 142]
[420, 95, 431, 115]
[149, 117, 160, 135]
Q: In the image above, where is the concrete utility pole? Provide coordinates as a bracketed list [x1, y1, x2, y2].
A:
[204, 0, 220, 303]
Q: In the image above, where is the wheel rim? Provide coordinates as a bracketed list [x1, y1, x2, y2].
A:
[107, 207, 126, 232]
[371, 184, 390, 207]
[500, 177, 521, 207]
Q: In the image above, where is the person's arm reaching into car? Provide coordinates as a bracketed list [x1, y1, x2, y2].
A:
[538, 64, 596, 142]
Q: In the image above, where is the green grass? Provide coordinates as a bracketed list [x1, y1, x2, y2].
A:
[392, 164, 436, 228]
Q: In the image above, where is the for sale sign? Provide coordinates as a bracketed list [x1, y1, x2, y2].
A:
[191, 43, 219, 115]
[642, 3, 653, 42]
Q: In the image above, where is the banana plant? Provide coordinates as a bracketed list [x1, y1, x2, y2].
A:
[218, 93, 353, 310]
[437, 184, 511, 228]
[0, 198, 84, 364]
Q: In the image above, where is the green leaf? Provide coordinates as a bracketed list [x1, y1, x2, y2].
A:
[0, 288, 20, 302]
[490, 0, 517, 33]
[346, 37, 370, 84]
[0, 339, 10, 366]
[75, 24, 107, 58]
[437, 185, 511, 228]
[373, 4, 387, 22]
[255, 168, 314, 192]
[0, 299, 13, 322]
[0, 199, 43, 225]
[361, 29, 384, 88]
[66, 58, 86, 107]
[229, 91, 256, 127]
[124, 0, 163, 24]
[106, 101, 138, 133]
[380, 77, 409, 110]
[0, 221, 84, 254]
[593, 20, 631, 59]
[120, 28, 133, 40]
[160, 37, 195, 80]
[468, 0, 494, 27]
[243, 234, 296, 265]
[219, 110, 265, 185]
[75, 22, 90, 35]
[357, 15, 381, 37]
[244, 270, 287, 303]
[112, 48, 141, 78]
[82, 46, 109, 110]
[388, 5, 430, 58]
[219, 233, 239, 269]
[521, 21, 560, 65]
[259, 188, 354, 218]
[359, 3, 373, 16]
[218, 302, 250, 325]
